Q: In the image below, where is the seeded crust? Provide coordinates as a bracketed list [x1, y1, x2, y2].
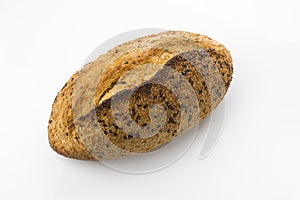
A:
[48, 31, 233, 160]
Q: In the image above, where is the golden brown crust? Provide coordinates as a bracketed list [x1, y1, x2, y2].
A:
[48, 30, 233, 160]
[48, 72, 95, 160]
[94, 48, 169, 105]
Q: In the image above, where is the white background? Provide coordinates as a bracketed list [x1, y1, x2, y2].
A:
[1, 0, 300, 199]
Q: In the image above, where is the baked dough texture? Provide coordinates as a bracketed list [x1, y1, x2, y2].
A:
[48, 30, 233, 160]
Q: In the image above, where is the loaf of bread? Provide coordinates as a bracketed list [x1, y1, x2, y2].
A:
[48, 30, 233, 160]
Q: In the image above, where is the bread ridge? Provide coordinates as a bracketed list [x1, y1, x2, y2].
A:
[48, 30, 233, 160]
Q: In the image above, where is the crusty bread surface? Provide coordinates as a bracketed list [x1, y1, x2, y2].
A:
[48, 31, 233, 160]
